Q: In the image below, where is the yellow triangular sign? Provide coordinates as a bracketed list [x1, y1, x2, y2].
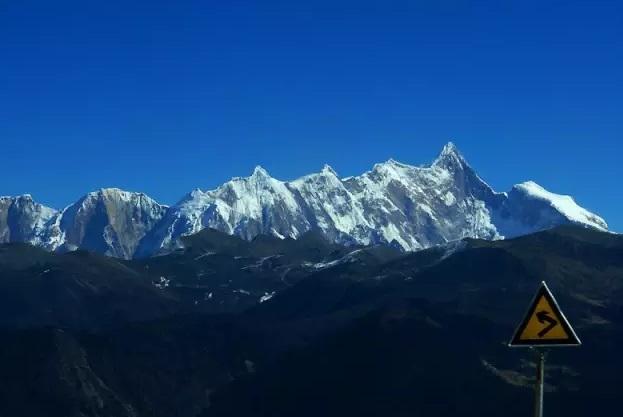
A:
[509, 281, 581, 347]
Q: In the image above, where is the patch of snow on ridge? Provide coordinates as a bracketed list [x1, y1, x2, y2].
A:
[307, 248, 365, 270]
[516, 181, 608, 231]
[260, 292, 275, 303]
[271, 228, 285, 239]
[194, 251, 216, 260]
[154, 276, 170, 289]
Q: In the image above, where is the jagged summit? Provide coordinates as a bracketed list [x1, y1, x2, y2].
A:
[440, 141, 460, 156]
[321, 164, 338, 177]
[0, 194, 38, 202]
[0, 143, 609, 258]
[372, 142, 467, 172]
[251, 165, 271, 178]
[93, 187, 126, 194]
[384, 158, 403, 166]
[432, 141, 468, 168]
[80, 187, 158, 203]
[135, 142, 606, 255]
[371, 158, 413, 177]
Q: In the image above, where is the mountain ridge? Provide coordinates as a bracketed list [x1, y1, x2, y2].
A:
[0, 143, 608, 258]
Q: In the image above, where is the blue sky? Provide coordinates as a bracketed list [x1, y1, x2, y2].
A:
[1, 1, 622, 230]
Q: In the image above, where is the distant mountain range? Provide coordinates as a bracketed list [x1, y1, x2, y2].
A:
[0, 143, 608, 259]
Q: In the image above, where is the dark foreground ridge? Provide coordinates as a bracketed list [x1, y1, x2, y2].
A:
[0, 225, 622, 416]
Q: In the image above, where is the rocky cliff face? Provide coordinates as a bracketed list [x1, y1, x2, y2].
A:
[0, 190, 167, 259]
[52, 189, 168, 259]
[0, 143, 608, 258]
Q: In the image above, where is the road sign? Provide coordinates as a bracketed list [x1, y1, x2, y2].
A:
[508, 282, 581, 417]
[509, 281, 581, 347]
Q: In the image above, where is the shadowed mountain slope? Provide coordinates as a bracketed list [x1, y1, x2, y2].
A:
[0, 226, 621, 417]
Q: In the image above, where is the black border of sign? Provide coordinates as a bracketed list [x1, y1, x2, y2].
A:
[508, 281, 581, 347]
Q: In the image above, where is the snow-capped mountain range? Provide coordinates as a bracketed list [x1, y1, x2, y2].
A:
[0, 143, 608, 259]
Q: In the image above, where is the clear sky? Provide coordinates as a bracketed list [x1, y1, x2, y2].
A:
[1, 1, 621, 230]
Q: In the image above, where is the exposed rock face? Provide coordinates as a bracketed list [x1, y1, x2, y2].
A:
[0, 143, 608, 258]
[0, 195, 57, 246]
[51, 189, 168, 259]
[0, 190, 167, 259]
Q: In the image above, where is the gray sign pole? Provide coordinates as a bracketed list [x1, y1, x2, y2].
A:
[533, 349, 545, 417]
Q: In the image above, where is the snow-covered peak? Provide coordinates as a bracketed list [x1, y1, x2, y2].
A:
[321, 164, 338, 177]
[0, 194, 58, 246]
[292, 165, 340, 184]
[186, 188, 205, 199]
[97, 187, 126, 195]
[513, 181, 608, 231]
[46, 188, 169, 258]
[0, 194, 55, 213]
[374, 158, 412, 169]
[250, 165, 271, 179]
[370, 159, 416, 181]
[72, 188, 166, 212]
[440, 141, 460, 156]
[432, 141, 468, 169]
[1, 194, 35, 202]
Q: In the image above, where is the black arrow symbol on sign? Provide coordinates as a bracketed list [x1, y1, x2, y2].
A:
[536, 310, 558, 337]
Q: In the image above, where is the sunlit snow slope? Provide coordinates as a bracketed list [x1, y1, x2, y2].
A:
[136, 142, 608, 255]
[0, 143, 608, 258]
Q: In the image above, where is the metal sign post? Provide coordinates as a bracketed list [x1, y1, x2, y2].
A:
[533, 349, 545, 417]
[509, 282, 581, 417]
